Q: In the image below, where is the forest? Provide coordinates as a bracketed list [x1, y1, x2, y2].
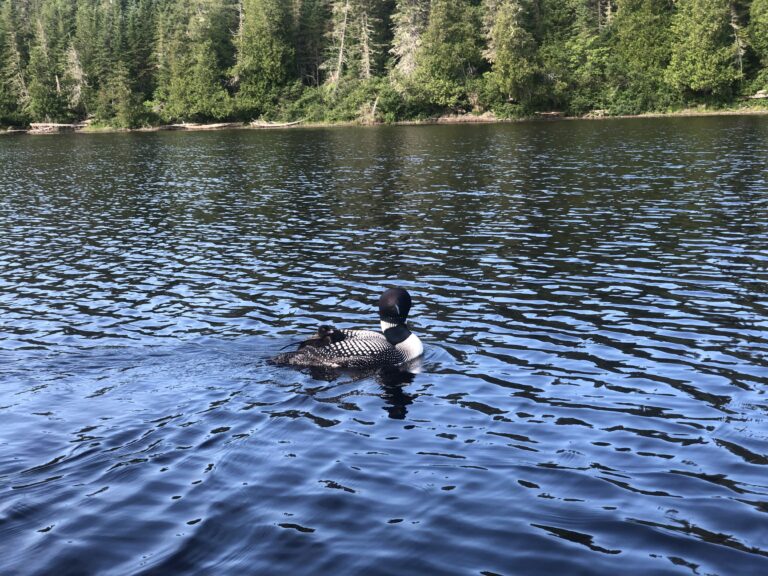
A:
[1, 0, 768, 128]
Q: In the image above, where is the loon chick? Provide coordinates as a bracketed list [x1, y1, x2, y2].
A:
[272, 288, 423, 369]
[297, 325, 346, 350]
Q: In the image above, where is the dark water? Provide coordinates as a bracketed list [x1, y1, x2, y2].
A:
[2, 117, 768, 575]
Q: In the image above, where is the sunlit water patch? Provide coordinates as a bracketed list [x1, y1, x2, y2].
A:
[2, 117, 768, 575]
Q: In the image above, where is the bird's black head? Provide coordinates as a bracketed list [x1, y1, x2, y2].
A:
[378, 287, 412, 325]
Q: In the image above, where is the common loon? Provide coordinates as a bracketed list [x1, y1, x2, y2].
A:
[272, 288, 424, 369]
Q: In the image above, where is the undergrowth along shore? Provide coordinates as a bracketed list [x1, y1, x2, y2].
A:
[5, 104, 768, 135]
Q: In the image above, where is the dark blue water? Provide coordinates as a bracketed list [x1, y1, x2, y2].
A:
[2, 118, 768, 575]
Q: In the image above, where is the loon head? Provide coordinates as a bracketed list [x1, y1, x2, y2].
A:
[379, 287, 412, 334]
[379, 288, 420, 348]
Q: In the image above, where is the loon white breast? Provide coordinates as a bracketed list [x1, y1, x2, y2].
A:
[272, 287, 424, 369]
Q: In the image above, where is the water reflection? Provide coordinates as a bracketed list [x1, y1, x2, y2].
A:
[296, 359, 421, 420]
[377, 364, 419, 420]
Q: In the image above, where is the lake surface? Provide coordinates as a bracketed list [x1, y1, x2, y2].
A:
[1, 117, 768, 575]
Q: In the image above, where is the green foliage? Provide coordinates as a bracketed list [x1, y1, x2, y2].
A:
[665, 0, 741, 97]
[567, 36, 611, 114]
[410, 0, 484, 110]
[390, 0, 430, 78]
[604, 0, 677, 114]
[165, 39, 232, 122]
[23, 0, 77, 123]
[324, 0, 394, 85]
[154, 0, 234, 122]
[751, 0, 768, 68]
[233, 0, 294, 118]
[277, 83, 326, 121]
[483, 0, 538, 105]
[26, 41, 68, 122]
[0, 1, 19, 124]
[323, 77, 384, 121]
[5, 0, 768, 127]
[125, 0, 158, 101]
[535, 0, 592, 110]
[0, 0, 29, 125]
[94, 61, 147, 128]
[273, 76, 414, 124]
[296, 0, 328, 86]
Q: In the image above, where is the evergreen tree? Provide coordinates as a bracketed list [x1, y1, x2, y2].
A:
[0, 3, 28, 124]
[154, 0, 234, 122]
[26, 26, 66, 121]
[605, 0, 675, 113]
[25, 0, 77, 122]
[295, 0, 327, 86]
[166, 37, 232, 121]
[324, 0, 393, 85]
[0, 0, 25, 124]
[154, 0, 182, 111]
[536, 0, 590, 109]
[71, 0, 102, 115]
[0, 6, 11, 123]
[665, 0, 741, 97]
[411, 0, 484, 110]
[95, 59, 141, 127]
[750, 0, 768, 85]
[62, 42, 87, 116]
[390, 0, 429, 78]
[125, 0, 157, 102]
[232, 0, 294, 116]
[482, 0, 538, 105]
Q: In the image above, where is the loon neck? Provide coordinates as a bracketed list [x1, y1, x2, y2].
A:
[380, 320, 411, 345]
[380, 320, 400, 332]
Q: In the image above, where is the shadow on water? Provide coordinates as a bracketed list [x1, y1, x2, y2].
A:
[2, 118, 768, 575]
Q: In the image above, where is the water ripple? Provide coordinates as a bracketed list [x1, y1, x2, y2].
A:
[2, 118, 768, 575]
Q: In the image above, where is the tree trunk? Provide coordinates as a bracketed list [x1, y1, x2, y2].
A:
[730, 1, 745, 81]
[332, 0, 350, 86]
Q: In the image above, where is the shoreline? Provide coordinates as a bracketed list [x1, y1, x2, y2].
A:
[4, 106, 768, 135]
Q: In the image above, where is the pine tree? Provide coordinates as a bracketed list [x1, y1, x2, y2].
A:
[62, 43, 87, 116]
[0, 4, 11, 123]
[154, 0, 182, 111]
[0, 0, 25, 124]
[26, 24, 66, 121]
[0, 0, 28, 115]
[71, 0, 102, 116]
[295, 0, 328, 86]
[665, 0, 741, 97]
[154, 0, 234, 122]
[750, 0, 768, 84]
[411, 0, 483, 110]
[390, 0, 429, 78]
[605, 0, 675, 113]
[3, 0, 765, 125]
[95, 60, 141, 127]
[165, 38, 232, 121]
[482, 0, 538, 105]
[324, 0, 390, 85]
[25, 0, 77, 122]
[125, 0, 157, 102]
[232, 0, 294, 117]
